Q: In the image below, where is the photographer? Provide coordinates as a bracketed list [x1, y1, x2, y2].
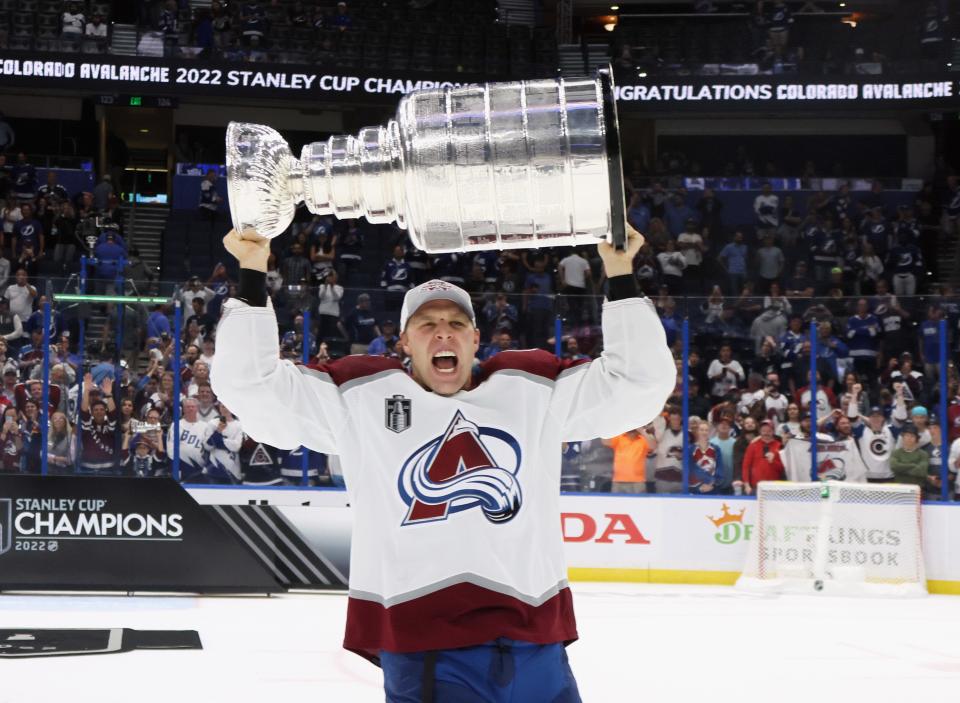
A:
[126, 407, 167, 478]
[203, 403, 243, 484]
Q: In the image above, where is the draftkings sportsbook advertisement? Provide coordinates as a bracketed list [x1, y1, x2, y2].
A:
[0, 475, 282, 593]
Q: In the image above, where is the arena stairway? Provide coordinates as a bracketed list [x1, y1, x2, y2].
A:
[109, 24, 138, 56]
[123, 204, 168, 280]
[558, 44, 587, 76]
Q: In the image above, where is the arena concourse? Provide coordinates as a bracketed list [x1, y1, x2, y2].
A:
[1, 0, 959, 700]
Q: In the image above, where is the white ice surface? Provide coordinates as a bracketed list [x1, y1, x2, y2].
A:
[2, 582, 960, 702]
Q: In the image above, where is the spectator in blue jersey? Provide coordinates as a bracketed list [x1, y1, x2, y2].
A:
[664, 191, 696, 237]
[481, 293, 519, 338]
[204, 404, 243, 484]
[431, 252, 466, 285]
[859, 208, 892, 260]
[918, 0, 947, 63]
[522, 257, 554, 347]
[343, 293, 379, 355]
[381, 244, 413, 310]
[809, 214, 841, 284]
[332, 1, 351, 31]
[919, 305, 944, 381]
[830, 182, 853, 224]
[197, 170, 222, 249]
[887, 232, 924, 296]
[147, 304, 171, 342]
[335, 219, 363, 285]
[367, 320, 398, 356]
[23, 296, 63, 341]
[11, 203, 43, 263]
[93, 230, 125, 289]
[718, 230, 748, 296]
[10, 153, 36, 203]
[895, 205, 921, 247]
[846, 298, 881, 380]
[815, 321, 848, 387]
[764, 0, 793, 58]
[38, 171, 69, 205]
[470, 250, 500, 288]
[626, 190, 651, 234]
[240, 1, 268, 44]
[478, 329, 513, 362]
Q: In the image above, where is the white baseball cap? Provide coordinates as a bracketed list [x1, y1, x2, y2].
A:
[399, 280, 476, 332]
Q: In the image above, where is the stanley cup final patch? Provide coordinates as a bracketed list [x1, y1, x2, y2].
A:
[385, 395, 412, 433]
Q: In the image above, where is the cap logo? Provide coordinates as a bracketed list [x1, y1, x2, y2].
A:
[420, 280, 457, 292]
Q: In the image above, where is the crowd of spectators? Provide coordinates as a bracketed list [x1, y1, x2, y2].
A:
[611, 0, 955, 78]
[226, 164, 960, 496]
[2, 142, 960, 494]
[3, 0, 954, 80]
[0, 0, 111, 53]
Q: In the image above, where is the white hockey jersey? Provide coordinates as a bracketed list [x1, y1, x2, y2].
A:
[212, 296, 674, 661]
[853, 424, 896, 480]
[203, 418, 243, 480]
[167, 418, 208, 477]
[779, 435, 868, 483]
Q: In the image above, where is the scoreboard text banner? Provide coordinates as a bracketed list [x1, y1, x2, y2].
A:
[0, 51, 958, 111]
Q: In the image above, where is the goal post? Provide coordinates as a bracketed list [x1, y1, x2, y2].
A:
[736, 481, 926, 597]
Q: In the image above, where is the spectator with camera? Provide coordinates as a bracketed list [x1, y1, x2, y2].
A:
[4, 269, 36, 327]
[203, 402, 243, 483]
[0, 299, 24, 348]
[316, 269, 346, 342]
[0, 405, 22, 472]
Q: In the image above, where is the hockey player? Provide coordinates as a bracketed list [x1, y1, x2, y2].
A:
[212, 224, 674, 702]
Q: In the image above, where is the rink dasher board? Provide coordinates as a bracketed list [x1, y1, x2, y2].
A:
[184, 487, 960, 595]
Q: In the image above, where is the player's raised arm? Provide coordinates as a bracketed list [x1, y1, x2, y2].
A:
[210, 229, 348, 454]
[549, 225, 676, 441]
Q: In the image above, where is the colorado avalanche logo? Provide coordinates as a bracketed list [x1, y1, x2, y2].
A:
[398, 411, 522, 526]
[818, 457, 846, 481]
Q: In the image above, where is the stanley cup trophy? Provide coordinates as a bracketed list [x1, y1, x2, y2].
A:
[226, 68, 626, 253]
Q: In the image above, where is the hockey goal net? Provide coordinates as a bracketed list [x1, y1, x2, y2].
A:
[736, 481, 926, 596]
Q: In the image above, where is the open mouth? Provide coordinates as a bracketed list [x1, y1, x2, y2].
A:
[431, 351, 458, 374]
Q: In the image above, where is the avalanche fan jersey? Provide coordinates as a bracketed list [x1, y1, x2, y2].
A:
[779, 436, 868, 483]
[213, 296, 674, 662]
[853, 424, 897, 480]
